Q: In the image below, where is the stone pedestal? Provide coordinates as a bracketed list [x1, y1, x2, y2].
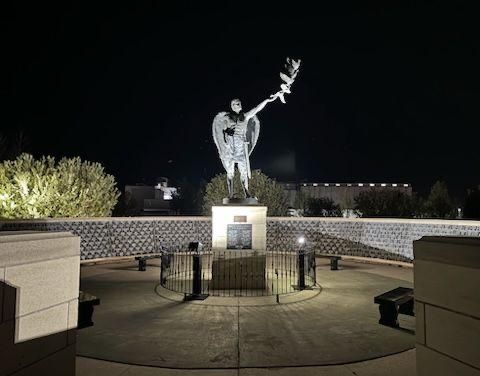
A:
[211, 253, 266, 290]
[211, 205, 267, 290]
[212, 205, 267, 252]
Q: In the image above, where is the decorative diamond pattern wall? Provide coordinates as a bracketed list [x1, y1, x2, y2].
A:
[1, 218, 479, 261]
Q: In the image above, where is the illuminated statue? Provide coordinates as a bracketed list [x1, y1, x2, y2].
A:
[212, 57, 301, 199]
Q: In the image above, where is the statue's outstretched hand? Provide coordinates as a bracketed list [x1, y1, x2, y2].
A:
[270, 90, 286, 104]
[269, 92, 280, 101]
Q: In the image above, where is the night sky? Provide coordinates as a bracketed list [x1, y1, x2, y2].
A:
[5, 2, 478, 197]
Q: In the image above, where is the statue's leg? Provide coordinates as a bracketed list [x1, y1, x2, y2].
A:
[227, 177, 234, 198]
[238, 162, 251, 198]
[226, 161, 235, 198]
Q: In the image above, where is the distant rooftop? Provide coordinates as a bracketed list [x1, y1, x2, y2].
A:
[299, 183, 411, 187]
[279, 182, 411, 188]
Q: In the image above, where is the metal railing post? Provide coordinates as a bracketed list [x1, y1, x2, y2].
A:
[184, 242, 208, 301]
[192, 253, 202, 296]
[298, 250, 306, 290]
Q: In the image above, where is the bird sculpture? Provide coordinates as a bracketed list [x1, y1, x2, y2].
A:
[277, 57, 301, 103]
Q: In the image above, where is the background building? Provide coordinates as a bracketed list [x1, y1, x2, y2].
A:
[124, 177, 177, 216]
[279, 182, 412, 214]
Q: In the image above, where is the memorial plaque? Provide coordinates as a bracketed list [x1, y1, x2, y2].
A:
[227, 224, 252, 249]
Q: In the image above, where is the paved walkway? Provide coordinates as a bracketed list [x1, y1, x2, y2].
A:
[77, 258, 416, 375]
[77, 349, 416, 375]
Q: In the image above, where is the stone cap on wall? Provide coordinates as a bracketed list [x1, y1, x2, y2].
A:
[269, 217, 480, 226]
[0, 216, 210, 223]
[0, 231, 80, 267]
[2, 216, 480, 227]
[414, 236, 480, 269]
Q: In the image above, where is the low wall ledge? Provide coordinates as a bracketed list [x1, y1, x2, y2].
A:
[0, 231, 80, 268]
[0, 231, 77, 242]
[414, 236, 480, 268]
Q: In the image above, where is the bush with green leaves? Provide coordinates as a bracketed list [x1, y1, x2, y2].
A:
[203, 170, 287, 216]
[0, 154, 120, 218]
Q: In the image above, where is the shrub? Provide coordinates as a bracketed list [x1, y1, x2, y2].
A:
[202, 170, 287, 216]
[0, 154, 120, 218]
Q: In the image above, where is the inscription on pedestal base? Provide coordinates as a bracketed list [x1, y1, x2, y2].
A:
[227, 224, 252, 249]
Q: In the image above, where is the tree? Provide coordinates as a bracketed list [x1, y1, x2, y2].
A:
[202, 170, 287, 216]
[354, 189, 416, 217]
[304, 197, 341, 217]
[294, 189, 308, 212]
[424, 181, 454, 218]
[0, 153, 120, 218]
[171, 178, 205, 215]
[463, 188, 480, 219]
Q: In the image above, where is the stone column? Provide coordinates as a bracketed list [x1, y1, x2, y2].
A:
[0, 231, 80, 375]
[414, 236, 480, 376]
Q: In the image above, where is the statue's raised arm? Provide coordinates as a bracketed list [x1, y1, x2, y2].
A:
[245, 58, 302, 120]
[244, 93, 280, 120]
[212, 57, 301, 202]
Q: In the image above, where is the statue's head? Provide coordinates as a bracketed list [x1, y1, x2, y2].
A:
[230, 98, 242, 114]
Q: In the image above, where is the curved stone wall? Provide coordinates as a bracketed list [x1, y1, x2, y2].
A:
[0, 218, 211, 260]
[1, 217, 479, 261]
[267, 218, 480, 261]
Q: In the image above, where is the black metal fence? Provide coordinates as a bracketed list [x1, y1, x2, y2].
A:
[160, 248, 316, 299]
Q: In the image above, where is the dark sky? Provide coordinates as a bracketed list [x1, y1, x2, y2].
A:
[4, 2, 479, 196]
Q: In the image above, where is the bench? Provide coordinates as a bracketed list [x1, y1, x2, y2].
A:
[315, 253, 342, 270]
[134, 254, 162, 271]
[78, 291, 100, 329]
[374, 287, 414, 328]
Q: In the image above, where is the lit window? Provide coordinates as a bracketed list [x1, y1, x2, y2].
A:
[392, 184, 397, 187]
[358, 183, 364, 187]
[324, 183, 329, 187]
[381, 183, 386, 187]
[370, 183, 375, 187]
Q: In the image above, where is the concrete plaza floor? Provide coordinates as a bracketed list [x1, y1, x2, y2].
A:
[76, 257, 416, 375]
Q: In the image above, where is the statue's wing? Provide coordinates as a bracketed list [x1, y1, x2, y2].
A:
[212, 112, 230, 164]
[246, 115, 260, 155]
